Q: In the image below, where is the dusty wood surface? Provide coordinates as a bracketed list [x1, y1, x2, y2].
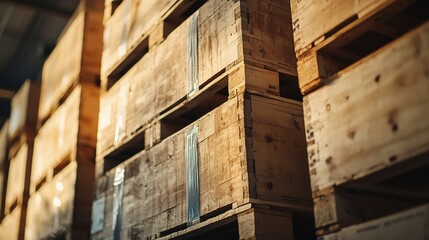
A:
[92, 92, 310, 239]
[304, 21, 429, 194]
[38, 0, 103, 124]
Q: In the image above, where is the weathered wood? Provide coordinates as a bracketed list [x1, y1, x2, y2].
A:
[7, 80, 40, 152]
[92, 92, 311, 239]
[26, 161, 94, 240]
[292, 0, 428, 94]
[38, 0, 103, 125]
[238, 208, 293, 240]
[321, 203, 429, 240]
[290, 0, 414, 56]
[28, 84, 98, 239]
[304, 21, 429, 194]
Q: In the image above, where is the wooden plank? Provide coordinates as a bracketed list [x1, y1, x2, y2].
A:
[322, 203, 429, 240]
[38, 1, 103, 124]
[0, 205, 22, 240]
[7, 80, 40, 144]
[304, 21, 429, 193]
[238, 208, 293, 240]
[5, 143, 28, 215]
[290, 0, 410, 56]
[101, 0, 180, 77]
[92, 92, 311, 239]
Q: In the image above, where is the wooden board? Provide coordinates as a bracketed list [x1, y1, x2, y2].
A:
[5, 143, 29, 215]
[321, 203, 429, 240]
[100, 0, 296, 82]
[0, 205, 23, 240]
[32, 82, 99, 193]
[101, 0, 178, 76]
[303, 21, 429, 193]
[7, 80, 40, 145]
[38, 0, 103, 124]
[92, 92, 311, 239]
[290, 0, 407, 56]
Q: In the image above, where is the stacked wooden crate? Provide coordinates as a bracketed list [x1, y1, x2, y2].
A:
[92, 0, 314, 239]
[290, 0, 429, 238]
[24, 1, 103, 239]
[0, 120, 9, 222]
[0, 80, 40, 240]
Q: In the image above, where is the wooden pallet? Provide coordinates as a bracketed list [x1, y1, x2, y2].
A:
[38, 0, 103, 126]
[100, 0, 296, 92]
[26, 84, 98, 239]
[31, 84, 98, 196]
[303, 21, 429, 235]
[291, 0, 429, 94]
[91, 91, 312, 239]
[97, 60, 301, 164]
[26, 161, 94, 240]
[320, 203, 429, 240]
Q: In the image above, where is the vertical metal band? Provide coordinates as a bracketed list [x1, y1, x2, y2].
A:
[112, 167, 125, 240]
[185, 125, 200, 225]
[187, 12, 199, 97]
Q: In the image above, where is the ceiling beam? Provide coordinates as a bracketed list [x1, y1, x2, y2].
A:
[0, 0, 73, 19]
[0, 88, 14, 99]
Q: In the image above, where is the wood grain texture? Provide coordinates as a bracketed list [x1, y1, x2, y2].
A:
[304, 21, 429, 193]
[38, 0, 103, 124]
[290, 0, 400, 56]
[92, 92, 310, 239]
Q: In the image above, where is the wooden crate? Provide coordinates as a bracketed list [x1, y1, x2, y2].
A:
[97, 0, 298, 158]
[92, 92, 312, 239]
[32, 84, 98, 195]
[38, 0, 103, 125]
[102, 0, 295, 84]
[291, 0, 429, 94]
[26, 161, 94, 240]
[0, 205, 23, 240]
[303, 21, 429, 234]
[321, 203, 429, 240]
[0, 120, 9, 219]
[7, 80, 39, 156]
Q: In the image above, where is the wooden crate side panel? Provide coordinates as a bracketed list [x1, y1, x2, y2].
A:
[92, 94, 248, 239]
[249, 95, 312, 208]
[39, 11, 84, 121]
[32, 87, 81, 192]
[25, 162, 78, 240]
[242, 0, 296, 74]
[198, 0, 242, 84]
[96, 79, 124, 155]
[304, 22, 429, 192]
[290, 0, 392, 55]
[8, 80, 31, 139]
[323, 203, 429, 240]
[5, 143, 28, 213]
[1, 206, 21, 240]
[101, 0, 178, 75]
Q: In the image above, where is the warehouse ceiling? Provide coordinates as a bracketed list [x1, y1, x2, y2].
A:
[0, 0, 79, 126]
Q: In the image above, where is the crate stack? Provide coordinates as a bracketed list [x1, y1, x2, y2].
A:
[0, 80, 40, 240]
[91, 0, 314, 239]
[23, 1, 103, 239]
[290, 0, 429, 238]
